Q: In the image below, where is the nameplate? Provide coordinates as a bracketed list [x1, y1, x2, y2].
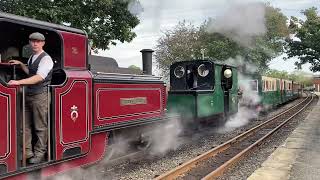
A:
[120, 97, 147, 106]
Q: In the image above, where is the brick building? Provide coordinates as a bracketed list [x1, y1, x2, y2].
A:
[313, 75, 320, 92]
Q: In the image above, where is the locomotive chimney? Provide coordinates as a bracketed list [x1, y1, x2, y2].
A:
[140, 49, 154, 75]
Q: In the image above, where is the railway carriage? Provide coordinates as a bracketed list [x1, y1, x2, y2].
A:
[167, 60, 238, 125]
[239, 74, 301, 111]
[0, 13, 167, 179]
[281, 79, 294, 102]
[292, 82, 302, 99]
[262, 76, 281, 107]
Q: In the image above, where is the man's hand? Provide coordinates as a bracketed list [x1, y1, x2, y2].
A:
[8, 60, 22, 65]
[8, 80, 20, 85]
[9, 60, 29, 75]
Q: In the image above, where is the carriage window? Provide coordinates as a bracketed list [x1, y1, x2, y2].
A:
[250, 80, 258, 92]
[272, 80, 275, 91]
[264, 81, 267, 91]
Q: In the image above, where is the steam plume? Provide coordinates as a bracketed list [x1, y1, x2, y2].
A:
[206, 2, 267, 47]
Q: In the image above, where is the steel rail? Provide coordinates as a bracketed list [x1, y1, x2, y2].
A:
[203, 94, 313, 179]
[155, 94, 312, 180]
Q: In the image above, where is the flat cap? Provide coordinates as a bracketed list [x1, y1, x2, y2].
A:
[29, 32, 45, 41]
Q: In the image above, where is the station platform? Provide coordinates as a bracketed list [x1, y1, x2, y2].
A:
[248, 92, 320, 180]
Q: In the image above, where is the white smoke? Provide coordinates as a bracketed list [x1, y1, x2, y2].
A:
[101, 135, 133, 162]
[218, 56, 261, 133]
[224, 56, 258, 73]
[206, 2, 267, 47]
[48, 144, 110, 180]
[50, 167, 107, 180]
[238, 74, 261, 105]
[148, 116, 183, 155]
[220, 107, 257, 133]
[127, 0, 144, 16]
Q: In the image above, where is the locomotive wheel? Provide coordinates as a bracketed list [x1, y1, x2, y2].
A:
[217, 113, 227, 126]
[134, 134, 152, 151]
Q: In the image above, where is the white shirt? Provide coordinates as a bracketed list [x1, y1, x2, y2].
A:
[27, 51, 54, 79]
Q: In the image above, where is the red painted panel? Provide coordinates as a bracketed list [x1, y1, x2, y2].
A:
[59, 31, 87, 69]
[0, 95, 8, 157]
[97, 89, 161, 118]
[4, 133, 107, 180]
[54, 70, 92, 160]
[94, 83, 166, 127]
[60, 81, 88, 144]
[41, 132, 108, 178]
[0, 83, 17, 173]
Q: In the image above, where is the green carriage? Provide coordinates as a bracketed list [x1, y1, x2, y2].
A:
[239, 74, 297, 111]
[261, 76, 282, 107]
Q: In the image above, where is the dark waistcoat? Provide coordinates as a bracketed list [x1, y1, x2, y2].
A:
[26, 52, 53, 95]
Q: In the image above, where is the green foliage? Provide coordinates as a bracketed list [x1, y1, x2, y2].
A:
[0, 0, 140, 50]
[290, 70, 313, 86]
[154, 4, 289, 77]
[265, 69, 290, 79]
[154, 21, 202, 76]
[286, 7, 320, 72]
[198, 20, 245, 60]
[128, 65, 141, 70]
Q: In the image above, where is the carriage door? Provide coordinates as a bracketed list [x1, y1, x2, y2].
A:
[0, 82, 19, 176]
[51, 70, 92, 161]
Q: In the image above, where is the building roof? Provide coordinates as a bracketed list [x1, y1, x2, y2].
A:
[88, 55, 141, 74]
[313, 75, 320, 79]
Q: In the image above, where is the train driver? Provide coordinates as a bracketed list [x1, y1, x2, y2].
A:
[8, 32, 53, 164]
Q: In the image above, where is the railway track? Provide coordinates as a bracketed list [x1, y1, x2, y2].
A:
[155, 94, 314, 180]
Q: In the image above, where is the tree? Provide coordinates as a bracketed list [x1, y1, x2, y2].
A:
[197, 21, 245, 60]
[154, 21, 202, 76]
[290, 70, 313, 86]
[128, 65, 141, 70]
[265, 69, 290, 79]
[286, 7, 320, 72]
[0, 0, 141, 50]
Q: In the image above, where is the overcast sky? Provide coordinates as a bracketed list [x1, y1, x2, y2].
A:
[95, 0, 320, 74]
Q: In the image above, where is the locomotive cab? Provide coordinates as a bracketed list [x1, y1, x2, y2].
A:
[0, 13, 95, 178]
[167, 60, 238, 126]
[0, 20, 65, 84]
[0, 16, 69, 173]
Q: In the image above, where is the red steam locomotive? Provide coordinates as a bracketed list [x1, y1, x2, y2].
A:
[0, 13, 167, 179]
